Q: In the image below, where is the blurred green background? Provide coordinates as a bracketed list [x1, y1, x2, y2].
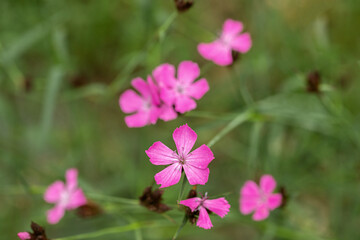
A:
[1, 0, 360, 239]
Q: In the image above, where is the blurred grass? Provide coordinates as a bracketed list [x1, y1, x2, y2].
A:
[1, 0, 360, 239]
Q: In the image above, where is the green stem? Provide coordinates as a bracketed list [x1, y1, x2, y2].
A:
[177, 173, 187, 204]
[172, 215, 188, 240]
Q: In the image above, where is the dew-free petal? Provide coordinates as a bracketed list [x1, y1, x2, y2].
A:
[241, 181, 260, 197]
[183, 164, 209, 185]
[66, 188, 87, 210]
[198, 41, 233, 66]
[240, 196, 258, 215]
[154, 163, 182, 188]
[132, 77, 151, 98]
[44, 181, 65, 204]
[47, 205, 65, 224]
[252, 204, 269, 221]
[119, 90, 143, 113]
[177, 61, 200, 84]
[260, 175, 277, 194]
[231, 33, 252, 53]
[187, 78, 209, 100]
[124, 111, 152, 128]
[172, 124, 197, 156]
[179, 197, 201, 211]
[222, 19, 244, 39]
[17, 232, 31, 240]
[152, 63, 176, 88]
[146, 141, 178, 165]
[175, 95, 197, 114]
[159, 104, 178, 121]
[186, 144, 214, 169]
[197, 207, 213, 229]
[267, 193, 282, 210]
[66, 168, 78, 191]
[203, 197, 230, 218]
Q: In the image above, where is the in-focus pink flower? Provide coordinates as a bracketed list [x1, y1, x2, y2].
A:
[145, 124, 214, 188]
[44, 168, 87, 224]
[198, 19, 252, 66]
[17, 232, 31, 240]
[239, 174, 282, 221]
[180, 193, 230, 229]
[152, 61, 209, 114]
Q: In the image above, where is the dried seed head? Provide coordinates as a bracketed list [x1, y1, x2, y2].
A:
[139, 186, 171, 213]
[76, 200, 103, 218]
[306, 71, 321, 93]
[174, 0, 193, 12]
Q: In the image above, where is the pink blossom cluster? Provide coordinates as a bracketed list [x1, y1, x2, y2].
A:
[119, 61, 209, 128]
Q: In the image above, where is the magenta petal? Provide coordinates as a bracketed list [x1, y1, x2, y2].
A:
[267, 193, 282, 210]
[177, 61, 200, 84]
[147, 76, 160, 105]
[231, 33, 252, 53]
[240, 196, 258, 215]
[47, 205, 65, 224]
[154, 163, 182, 188]
[66, 168, 78, 191]
[131, 77, 151, 98]
[222, 19, 244, 39]
[44, 181, 65, 204]
[152, 63, 176, 88]
[172, 124, 197, 156]
[179, 197, 201, 211]
[66, 188, 87, 210]
[260, 175, 277, 194]
[252, 204, 269, 221]
[197, 207, 213, 229]
[240, 181, 260, 214]
[119, 90, 143, 114]
[241, 181, 260, 197]
[187, 78, 209, 100]
[175, 95, 197, 114]
[124, 111, 152, 128]
[183, 165, 209, 185]
[198, 41, 233, 66]
[159, 104, 177, 121]
[203, 197, 230, 218]
[160, 88, 176, 106]
[17, 232, 31, 240]
[186, 145, 214, 169]
[146, 141, 178, 165]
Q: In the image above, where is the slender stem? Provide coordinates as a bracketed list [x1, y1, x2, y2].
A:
[177, 173, 187, 204]
[172, 215, 188, 240]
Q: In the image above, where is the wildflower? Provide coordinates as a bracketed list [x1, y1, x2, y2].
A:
[174, 0, 193, 12]
[198, 19, 252, 66]
[239, 174, 282, 221]
[44, 168, 87, 224]
[145, 124, 214, 188]
[139, 186, 171, 213]
[180, 193, 230, 229]
[152, 61, 209, 114]
[17, 222, 49, 240]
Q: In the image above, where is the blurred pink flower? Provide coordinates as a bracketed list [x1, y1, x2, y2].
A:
[198, 19, 252, 66]
[180, 193, 230, 229]
[152, 61, 209, 114]
[17, 232, 30, 240]
[239, 174, 282, 221]
[145, 124, 214, 188]
[44, 168, 87, 224]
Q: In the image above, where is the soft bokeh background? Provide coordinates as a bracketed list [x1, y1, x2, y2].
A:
[1, 0, 359, 239]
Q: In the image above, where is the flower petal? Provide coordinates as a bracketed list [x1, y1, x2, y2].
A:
[47, 205, 65, 224]
[179, 197, 201, 211]
[260, 174, 277, 194]
[174, 95, 197, 114]
[152, 63, 176, 88]
[203, 197, 230, 218]
[119, 90, 143, 113]
[197, 41, 233, 66]
[267, 193, 282, 210]
[124, 109, 158, 128]
[66, 188, 87, 210]
[131, 77, 151, 98]
[17, 232, 31, 240]
[240, 181, 260, 214]
[252, 204, 269, 221]
[241, 180, 260, 197]
[197, 207, 213, 229]
[146, 141, 178, 165]
[160, 88, 176, 106]
[66, 168, 78, 191]
[172, 124, 197, 156]
[186, 144, 214, 169]
[154, 163, 182, 188]
[147, 76, 161, 105]
[222, 19, 243, 39]
[187, 78, 209, 100]
[230, 33, 252, 53]
[177, 61, 200, 84]
[183, 165, 209, 185]
[44, 181, 65, 204]
[159, 104, 178, 121]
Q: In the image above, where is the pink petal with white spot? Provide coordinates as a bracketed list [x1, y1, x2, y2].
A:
[146, 141, 178, 165]
[159, 104, 177, 121]
[187, 78, 209, 100]
[197, 207, 213, 229]
[47, 205, 65, 224]
[179, 197, 201, 211]
[17, 232, 31, 240]
[252, 204, 269, 221]
[177, 61, 200, 84]
[119, 90, 143, 113]
[172, 124, 197, 156]
[132, 77, 151, 98]
[186, 145, 214, 169]
[260, 174, 277, 194]
[267, 193, 282, 210]
[44, 181, 65, 204]
[66, 188, 87, 210]
[175, 95, 197, 114]
[66, 168, 78, 191]
[183, 164, 209, 185]
[198, 41, 233, 66]
[203, 197, 230, 218]
[231, 33, 252, 53]
[152, 63, 176, 88]
[154, 163, 182, 188]
[222, 19, 244, 39]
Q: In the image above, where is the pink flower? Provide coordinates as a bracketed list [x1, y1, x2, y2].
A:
[198, 19, 252, 66]
[145, 124, 214, 188]
[44, 168, 87, 224]
[17, 232, 30, 240]
[180, 193, 230, 229]
[152, 61, 209, 114]
[239, 174, 282, 221]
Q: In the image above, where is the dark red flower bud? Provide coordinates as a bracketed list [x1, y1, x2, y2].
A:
[139, 186, 171, 213]
[306, 71, 321, 93]
[76, 200, 103, 218]
[174, 0, 193, 12]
